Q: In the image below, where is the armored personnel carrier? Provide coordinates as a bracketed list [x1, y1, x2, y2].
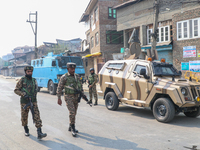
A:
[98, 59, 200, 123]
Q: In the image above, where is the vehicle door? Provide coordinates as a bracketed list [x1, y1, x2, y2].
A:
[132, 62, 153, 101]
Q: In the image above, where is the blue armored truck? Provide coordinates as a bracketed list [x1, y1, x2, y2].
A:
[31, 52, 85, 95]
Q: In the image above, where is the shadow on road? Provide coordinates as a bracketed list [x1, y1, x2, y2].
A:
[78, 132, 148, 150]
[29, 136, 83, 150]
[170, 115, 200, 128]
[117, 106, 155, 120]
[117, 106, 200, 128]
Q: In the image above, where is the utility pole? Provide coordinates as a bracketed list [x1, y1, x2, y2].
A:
[150, 0, 159, 60]
[27, 11, 38, 59]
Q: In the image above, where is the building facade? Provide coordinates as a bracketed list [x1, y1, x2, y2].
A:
[80, 0, 124, 73]
[173, 7, 200, 72]
[115, 0, 200, 66]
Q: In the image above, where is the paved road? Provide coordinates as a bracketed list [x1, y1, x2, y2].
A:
[0, 77, 200, 150]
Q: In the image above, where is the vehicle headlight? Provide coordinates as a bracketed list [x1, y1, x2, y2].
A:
[196, 96, 200, 102]
[181, 87, 188, 96]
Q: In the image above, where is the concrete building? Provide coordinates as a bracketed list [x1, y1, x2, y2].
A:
[115, 0, 200, 66]
[80, 0, 124, 73]
[173, 7, 200, 73]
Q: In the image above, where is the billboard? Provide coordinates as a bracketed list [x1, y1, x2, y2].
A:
[183, 46, 196, 58]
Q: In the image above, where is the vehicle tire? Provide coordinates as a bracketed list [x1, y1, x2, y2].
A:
[37, 87, 41, 92]
[48, 81, 57, 95]
[184, 107, 200, 118]
[153, 98, 175, 123]
[105, 92, 119, 111]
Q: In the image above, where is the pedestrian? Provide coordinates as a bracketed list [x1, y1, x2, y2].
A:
[57, 62, 89, 137]
[88, 68, 98, 105]
[14, 66, 47, 139]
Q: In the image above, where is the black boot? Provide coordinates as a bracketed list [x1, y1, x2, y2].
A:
[68, 124, 78, 133]
[24, 126, 29, 136]
[70, 124, 77, 137]
[37, 128, 47, 139]
[94, 101, 98, 106]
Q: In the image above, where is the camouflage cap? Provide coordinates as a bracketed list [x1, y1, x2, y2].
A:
[24, 66, 34, 71]
[67, 62, 76, 68]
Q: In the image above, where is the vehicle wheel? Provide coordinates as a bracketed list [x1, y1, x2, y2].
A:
[105, 92, 119, 111]
[37, 87, 41, 92]
[184, 107, 200, 118]
[153, 98, 175, 123]
[48, 81, 57, 95]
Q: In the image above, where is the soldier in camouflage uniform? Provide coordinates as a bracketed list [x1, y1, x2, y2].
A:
[88, 68, 98, 105]
[14, 66, 47, 139]
[57, 62, 87, 137]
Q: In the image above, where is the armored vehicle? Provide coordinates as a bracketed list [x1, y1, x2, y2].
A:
[31, 52, 85, 95]
[98, 59, 200, 123]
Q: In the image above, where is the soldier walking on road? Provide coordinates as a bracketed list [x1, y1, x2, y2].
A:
[14, 66, 47, 139]
[57, 62, 89, 137]
[88, 68, 98, 105]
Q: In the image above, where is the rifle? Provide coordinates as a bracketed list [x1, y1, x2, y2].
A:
[22, 89, 35, 123]
[71, 86, 92, 107]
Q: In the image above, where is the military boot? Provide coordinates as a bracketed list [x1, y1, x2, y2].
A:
[37, 128, 47, 139]
[68, 124, 78, 133]
[94, 101, 98, 106]
[70, 124, 77, 137]
[24, 126, 30, 136]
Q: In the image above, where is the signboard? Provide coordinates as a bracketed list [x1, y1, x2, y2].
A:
[181, 62, 189, 71]
[198, 50, 200, 57]
[183, 46, 196, 58]
[189, 61, 200, 72]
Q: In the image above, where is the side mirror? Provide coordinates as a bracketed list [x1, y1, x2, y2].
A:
[179, 71, 182, 76]
[140, 69, 150, 79]
[52, 61, 56, 67]
[140, 69, 146, 76]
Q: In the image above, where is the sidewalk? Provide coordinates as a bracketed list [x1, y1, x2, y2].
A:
[83, 83, 101, 91]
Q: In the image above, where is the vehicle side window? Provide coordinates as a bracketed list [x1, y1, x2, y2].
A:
[52, 61, 56, 67]
[134, 65, 148, 75]
[33, 61, 35, 66]
[37, 60, 39, 65]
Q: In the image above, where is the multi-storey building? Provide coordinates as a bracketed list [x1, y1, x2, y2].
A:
[115, 0, 200, 72]
[80, 0, 124, 74]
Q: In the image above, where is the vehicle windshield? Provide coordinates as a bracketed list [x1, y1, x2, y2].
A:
[70, 57, 83, 66]
[153, 62, 181, 76]
[58, 57, 70, 67]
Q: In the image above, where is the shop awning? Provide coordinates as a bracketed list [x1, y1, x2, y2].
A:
[82, 52, 102, 58]
[141, 41, 172, 52]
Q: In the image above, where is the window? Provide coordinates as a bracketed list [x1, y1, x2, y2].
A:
[91, 37, 94, 48]
[95, 7, 98, 22]
[134, 65, 148, 75]
[90, 14, 94, 27]
[87, 33, 90, 45]
[106, 30, 123, 44]
[177, 18, 200, 40]
[108, 7, 116, 19]
[194, 19, 198, 37]
[147, 26, 170, 44]
[147, 29, 152, 44]
[95, 32, 99, 45]
[37, 60, 39, 65]
[33, 61, 35, 66]
[107, 63, 125, 70]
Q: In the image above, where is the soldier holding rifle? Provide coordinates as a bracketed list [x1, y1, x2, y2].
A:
[14, 66, 47, 139]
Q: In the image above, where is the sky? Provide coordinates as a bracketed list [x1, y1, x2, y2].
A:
[0, 0, 90, 57]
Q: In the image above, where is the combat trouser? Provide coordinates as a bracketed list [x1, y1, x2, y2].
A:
[89, 85, 98, 103]
[21, 102, 42, 128]
[64, 94, 79, 124]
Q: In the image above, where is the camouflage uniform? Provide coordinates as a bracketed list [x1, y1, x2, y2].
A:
[57, 72, 83, 124]
[88, 73, 98, 104]
[14, 77, 42, 128]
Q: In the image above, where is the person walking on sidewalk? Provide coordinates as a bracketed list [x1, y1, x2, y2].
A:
[57, 62, 89, 137]
[14, 66, 47, 139]
[88, 68, 98, 105]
